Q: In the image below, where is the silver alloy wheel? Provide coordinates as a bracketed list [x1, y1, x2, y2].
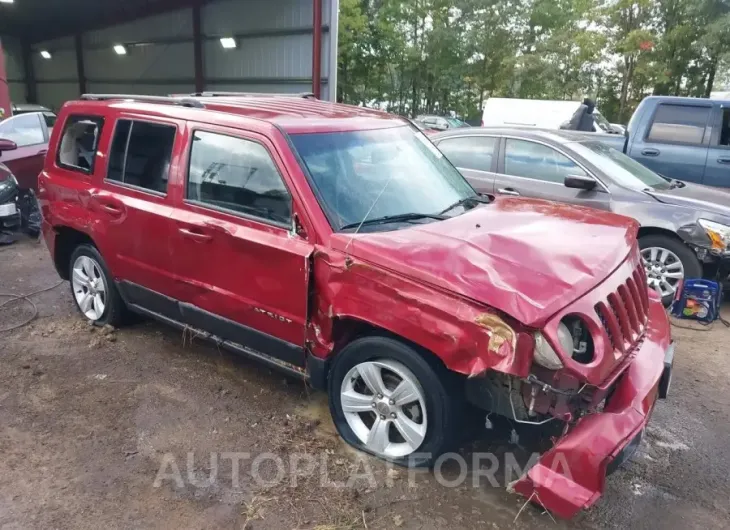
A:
[640, 246, 685, 298]
[71, 255, 107, 321]
[340, 359, 427, 458]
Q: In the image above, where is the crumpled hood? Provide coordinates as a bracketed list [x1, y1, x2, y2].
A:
[333, 198, 638, 327]
[646, 182, 730, 218]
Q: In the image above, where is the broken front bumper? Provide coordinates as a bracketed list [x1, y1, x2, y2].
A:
[513, 296, 672, 519]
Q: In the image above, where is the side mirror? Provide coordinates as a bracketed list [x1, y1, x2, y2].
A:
[564, 174, 597, 191]
[0, 139, 18, 154]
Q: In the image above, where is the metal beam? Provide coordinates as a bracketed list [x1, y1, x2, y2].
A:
[75, 34, 87, 95]
[312, 0, 323, 99]
[0, 39, 11, 117]
[21, 40, 38, 103]
[192, 1, 204, 94]
[328, 0, 339, 101]
[29, 26, 330, 53]
[82, 77, 329, 86]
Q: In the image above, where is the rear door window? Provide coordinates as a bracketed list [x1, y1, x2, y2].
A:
[646, 104, 711, 145]
[437, 136, 497, 172]
[56, 115, 104, 173]
[0, 114, 46, 147]
[106, 119, 177, 194]
[186, 131, 292, 225]
[504, 139, 586, 183]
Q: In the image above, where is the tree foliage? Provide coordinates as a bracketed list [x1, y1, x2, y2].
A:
[337, 0, 730, 122]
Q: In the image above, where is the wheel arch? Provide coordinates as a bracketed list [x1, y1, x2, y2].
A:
[52, 226, 98, 280]
[307, 315, 453, 391]
[331, 316, 450, 370]
[637, 225, 686, 243]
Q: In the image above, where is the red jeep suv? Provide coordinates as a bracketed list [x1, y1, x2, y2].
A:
[38, 93, 673, 518]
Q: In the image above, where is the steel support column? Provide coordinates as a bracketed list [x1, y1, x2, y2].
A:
[21, 41, 38, 104]
[0, 39, 10, 117]
[75, 34, 87, 95]
[193, 2, 204, 93]
[312, 0, 322, 99]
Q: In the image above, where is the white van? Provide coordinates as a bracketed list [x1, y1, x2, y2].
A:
[480, 98, 620, 134]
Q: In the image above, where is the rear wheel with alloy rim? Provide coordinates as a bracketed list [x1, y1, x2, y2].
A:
[639, 234, 702, 306]
[68, 244, 126, 326]
[328, 336, 462, 467]
[72, 255, 108, 320]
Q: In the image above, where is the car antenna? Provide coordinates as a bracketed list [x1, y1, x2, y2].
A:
[343, 172, 397, 260]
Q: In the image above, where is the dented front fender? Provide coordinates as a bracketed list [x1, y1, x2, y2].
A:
[306, 247, 534, 378]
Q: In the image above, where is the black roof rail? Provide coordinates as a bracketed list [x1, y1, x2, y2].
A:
[188, 91, 316, 99]
[80, 94, 205, 108]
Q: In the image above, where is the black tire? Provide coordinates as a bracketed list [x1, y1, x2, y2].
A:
[328, 335, 462, 467]
[639, 234, 702, 307]
[68, 244, 126, 327]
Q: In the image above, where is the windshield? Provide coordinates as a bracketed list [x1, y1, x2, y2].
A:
[592, 111, 613, 133]
[570, 140, 671, 190]
[290, 126, 476, 231]
[447, 118, 468, 128]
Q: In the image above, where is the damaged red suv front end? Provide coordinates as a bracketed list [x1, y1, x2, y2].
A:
[311, 193, 673, 519]
[510, 246, 673, 518]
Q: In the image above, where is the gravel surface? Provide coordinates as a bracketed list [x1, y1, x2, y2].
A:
[1, 238, 729, 529]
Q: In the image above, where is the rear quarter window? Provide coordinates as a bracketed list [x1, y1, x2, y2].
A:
[56, 115, 104, 174]
[646, 104, 711, 145]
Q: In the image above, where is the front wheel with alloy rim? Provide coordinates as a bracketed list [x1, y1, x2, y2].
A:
[69, 244, 126, 326]
[328, 336, 462, 467]
[639, 234, 702, 306]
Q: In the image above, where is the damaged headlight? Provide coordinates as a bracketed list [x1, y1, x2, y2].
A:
[698, 219, 730, 254]
[0, 174, 17, 191]
[533, 323, 573, 370]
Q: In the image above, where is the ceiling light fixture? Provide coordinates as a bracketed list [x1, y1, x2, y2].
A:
[113, 44, 127, 55]
[40, 50, 52, 60]
[220, 37, 237, 49]
[0, 0, 15, 5]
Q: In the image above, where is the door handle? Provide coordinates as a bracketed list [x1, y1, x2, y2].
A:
[178, 227, 213, 242]
[717, 157, 730, 165]
[203, 220, 232, 235]
[641, 148, 660, 156]
[498, 187, 520, 196]
[38, 149, 48, 156]
[99, 203, 124, 216]
[91, 194, 125, 217]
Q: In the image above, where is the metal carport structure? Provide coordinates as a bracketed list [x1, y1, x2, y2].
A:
[0, 0, 338, 116]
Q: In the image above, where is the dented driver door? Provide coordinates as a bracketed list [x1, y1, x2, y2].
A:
[170, 124, 313, 367]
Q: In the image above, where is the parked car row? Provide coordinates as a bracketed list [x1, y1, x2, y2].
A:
[36, 93, 673, 519]
[432, 127, 730, 305]
[482, 95, 730, 187]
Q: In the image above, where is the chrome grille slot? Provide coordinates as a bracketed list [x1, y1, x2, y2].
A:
[594, 259, 649, 355]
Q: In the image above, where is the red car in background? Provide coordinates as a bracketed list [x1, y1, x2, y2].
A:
[0, 111, 51, 191]
[0, 112, 52, 236]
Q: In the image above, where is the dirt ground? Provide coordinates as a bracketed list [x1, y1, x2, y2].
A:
[1, 238, 730, 530]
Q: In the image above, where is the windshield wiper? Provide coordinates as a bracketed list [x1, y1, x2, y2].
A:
[439, 194, 491, 215]
[669, 179, 685, 189]
[340, 212, 447, 231]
